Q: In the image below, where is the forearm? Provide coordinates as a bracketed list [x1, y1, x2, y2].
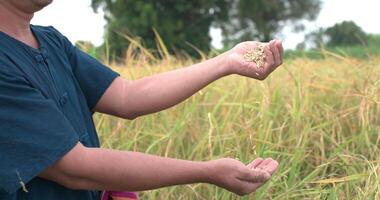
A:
[95, 40, 283, 119]
[40, 144, 210, 191]
[121, 54, 230, 118]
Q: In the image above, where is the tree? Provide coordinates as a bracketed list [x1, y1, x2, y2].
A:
[91, 0, 229, 58]
[222, 0, 321, 47]
[325, 21, 368, 46]
[299, 21, 368, 49]
[298, 27, 327, 50]
[91, 0, 321, 58]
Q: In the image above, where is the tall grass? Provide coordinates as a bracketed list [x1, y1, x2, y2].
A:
[93, 42, 380, 199]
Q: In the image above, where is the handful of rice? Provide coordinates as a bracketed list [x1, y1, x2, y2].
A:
[243, 43, 266, 68]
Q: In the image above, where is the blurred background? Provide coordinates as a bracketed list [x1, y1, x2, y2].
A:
[32, 0, 380, 60]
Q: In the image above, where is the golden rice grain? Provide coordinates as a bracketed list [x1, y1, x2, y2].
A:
[243, 43, 266, 68]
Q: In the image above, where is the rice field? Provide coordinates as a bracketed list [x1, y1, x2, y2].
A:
[94, 50, 380, 199]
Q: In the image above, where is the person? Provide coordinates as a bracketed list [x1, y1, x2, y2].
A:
[0, 0, 283, 199]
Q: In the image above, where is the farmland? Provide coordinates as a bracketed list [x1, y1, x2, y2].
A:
[95, 51, 380, 199]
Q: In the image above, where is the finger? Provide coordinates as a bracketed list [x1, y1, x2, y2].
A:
[256, 158, 279, 175]
[256, 158, 274, 169]
[247, 158, 263, 169]
[255, 158, 273, 170]
[259, 158, 274, 166]
[277, 40, 284, 57]
[251, 168, 271, 182]
[276, 40, 284, 65]
[263, 160, 279, 175]
[263, 44, 274, 70]
[269, 40, 281, 67]
[240, 168, 271, 183]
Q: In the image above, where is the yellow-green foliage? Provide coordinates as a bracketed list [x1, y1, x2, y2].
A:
[95, 52, 380, 199]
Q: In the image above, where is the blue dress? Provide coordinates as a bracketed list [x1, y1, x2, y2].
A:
[0, 25, 119, 200]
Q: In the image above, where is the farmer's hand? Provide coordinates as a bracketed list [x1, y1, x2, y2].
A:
[225, 40, 283, 80]
[206, 158, 278, 196]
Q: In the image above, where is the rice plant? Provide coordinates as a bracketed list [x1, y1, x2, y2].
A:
[94, 40, 380, 199]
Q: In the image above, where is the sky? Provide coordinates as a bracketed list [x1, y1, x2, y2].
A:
[32, 0, 380, 50]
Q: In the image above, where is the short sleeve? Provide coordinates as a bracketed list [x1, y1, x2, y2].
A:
[48, 27, 119, 110]
[0, 67, 79, 194]
[68, 47, 119, 109]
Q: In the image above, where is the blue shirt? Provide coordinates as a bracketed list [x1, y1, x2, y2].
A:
[0, 25, 119, 200]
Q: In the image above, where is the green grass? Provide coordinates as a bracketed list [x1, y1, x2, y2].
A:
[94, 51, 380, 199]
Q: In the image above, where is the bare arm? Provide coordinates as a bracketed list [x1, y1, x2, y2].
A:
[94, 40, 283, 119]
[40, 40, 282, 194]
[40, 143, 278, 195]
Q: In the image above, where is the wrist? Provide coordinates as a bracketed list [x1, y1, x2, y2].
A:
[200, 160, 216, 184]
[212, 52, 233, 77]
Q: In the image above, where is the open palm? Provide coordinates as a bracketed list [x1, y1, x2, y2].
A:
[227, 40, 283, 80]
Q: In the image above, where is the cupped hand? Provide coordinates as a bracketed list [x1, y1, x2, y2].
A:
[226, 40, 283, 80]
[206, 157, 279, 196]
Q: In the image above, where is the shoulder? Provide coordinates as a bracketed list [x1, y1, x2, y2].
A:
[31, 25, 72, 49]
[0, 52, 12, 74]
[0, 52, 25, 79]
[31, 25, 65, 39]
